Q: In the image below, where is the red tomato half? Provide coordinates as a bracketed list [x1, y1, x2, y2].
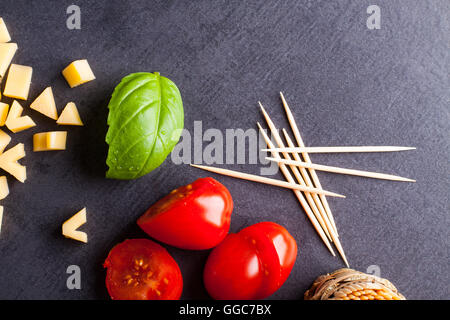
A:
[203, 222, 297, 300]
[138, 177, 233, 250]
[104, 239, 183, 300]
[203, 233, 267, 299]
[241, 222, 298, 287]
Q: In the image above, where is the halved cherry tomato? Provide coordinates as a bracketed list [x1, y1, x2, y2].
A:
[203, 233, 266, 299]
[241, 222, 297, 287]
[104, 239, 183, 300]
[203, 222, 297, 300]
[137, 177, 233, 250]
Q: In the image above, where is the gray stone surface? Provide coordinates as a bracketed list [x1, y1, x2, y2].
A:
[0, 0, 448, 299]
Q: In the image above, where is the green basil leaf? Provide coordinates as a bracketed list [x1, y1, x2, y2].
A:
[105, 72, 184, 179]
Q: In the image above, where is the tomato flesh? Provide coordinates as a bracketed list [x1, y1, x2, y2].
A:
[104, 239, 183, 300]
[138, 177, 233, 250]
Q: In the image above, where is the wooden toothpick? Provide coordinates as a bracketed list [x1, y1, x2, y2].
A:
[265, 157, 416, 182]
[258, 105, 334, 242]
[261, 146, 416, 153]
[280, 92, 334, 235]
[190, 164, 345, 197]
[257, 122, 336, 256]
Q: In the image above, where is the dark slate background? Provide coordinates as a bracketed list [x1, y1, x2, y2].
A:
[0, 0, 448, 300]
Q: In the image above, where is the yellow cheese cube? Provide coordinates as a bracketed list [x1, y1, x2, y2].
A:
[0, 206, 3, 234]
[5, 100, 36, 133]
[30, 87, 58, 120]
[33, 131, 67, 151]
[62, 208, 87, 243]
[6, 117, 35, 133]
[0, 129, 11, 153]
[0, 102, 9, 126]
[0, 42, 17, 79]
[0, 176, 8, 200]
[0, 18, 11, 43]
[3, 64, 33, 100]
[62, 59, 95, 88]
[57, 102, 83, 126]
[0, 143, 26, 182]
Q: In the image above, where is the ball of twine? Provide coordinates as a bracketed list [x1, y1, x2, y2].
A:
[304, 268, 405, 300]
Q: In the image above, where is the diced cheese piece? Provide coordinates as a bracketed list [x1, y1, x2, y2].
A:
[0, 129, 11, 153]
[30, 87, 58, 119]
[0, 206, 3, 234]
[3, 64, 32, 100]
[0, 42, 17, 79]
[62, 208, 87, 243]
[47, 131, 67, 150]
[0, 18, 11, 43]
[0, 102, 9, 126]
[33, 132, 47, 152]
[5, 100, 36, 133]
[5, 100, 22, 119]
[0, 176, 8, 200]
[0, 143, 26, 182]
[33, 131, 67, 151]
[5, 116, 35, 133]
[62, 59, 95, 88]
[57, 102, 83, 126]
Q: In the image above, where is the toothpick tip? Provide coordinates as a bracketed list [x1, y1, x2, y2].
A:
[258, 102, 266, 112]
[397, 177, 416, 182]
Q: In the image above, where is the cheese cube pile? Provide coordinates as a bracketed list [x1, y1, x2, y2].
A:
[0, 18, 92, 237]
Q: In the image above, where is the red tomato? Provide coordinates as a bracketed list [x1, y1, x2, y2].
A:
[203, 222, 297, 300]
[137, 177, 233, 250]
[203, 234, 267, 299]
[241, 222, 297, 287]
[104, 239, 183, 300]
